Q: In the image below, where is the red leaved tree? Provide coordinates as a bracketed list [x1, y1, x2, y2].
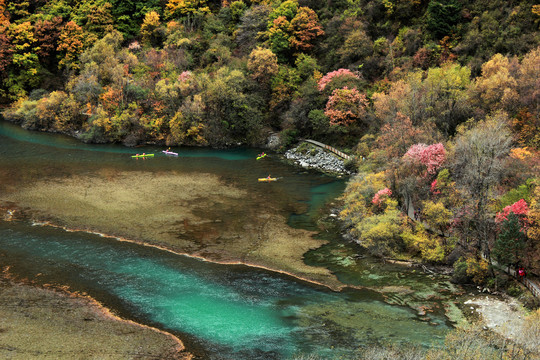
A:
[324, 86, 368, 126]
[495, 199, 529, 224]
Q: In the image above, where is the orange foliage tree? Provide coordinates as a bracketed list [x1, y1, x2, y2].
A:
[57, 21, 85, 70]
[289, 6, 324, 52]
[324, 86, 368, 127]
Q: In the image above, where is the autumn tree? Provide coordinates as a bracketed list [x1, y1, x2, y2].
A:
[5, 21, 40, 99]
[247, 47, 278, 84]
[472, 53, 519, 114]
[373, 64, 471, 135]
[452, 112, 513, 259]
[0, 0, 7, 24]
[166, 0, 210, 31]
[421, 200, 453, 234]
[324, 86, 369, 127]
[403, 143, 446, 175]
[0, 15, 13, 92]
[516, 46, 540, 118]
[340, 171, 408, 256]
[495, 199, 530, 224]
[317, 68, 361, 92]
[512, 109, 540, 149]
[266, 1, 323, 62]
[140, 12, 161, 47]
[72, 1, 115, 42]
[526, 183, 540, 273]
[376, 112, 425, 158]
[84, 2, 114, 38]
[288, 6, 323, 52]
[354, 203, 407, 256]
[422, 63, 471, 135]
[168, 94, 207, 146]
[267, 14, 293, 63]
[340, 171, 388, 228]
[57, 21, 85, 71]
[34, 17, 62, 68]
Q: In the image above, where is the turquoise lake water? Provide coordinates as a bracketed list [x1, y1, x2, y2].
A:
[0, 120, 457, 359]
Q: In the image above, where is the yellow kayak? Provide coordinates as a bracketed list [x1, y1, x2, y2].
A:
[131, 154, 154, 158]
[258, 178, 277, 182]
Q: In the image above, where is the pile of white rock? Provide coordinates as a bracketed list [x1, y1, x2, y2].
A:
[284, 144, 353, 175]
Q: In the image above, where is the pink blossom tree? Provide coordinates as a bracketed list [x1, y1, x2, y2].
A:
[318, 68, 360, 91]
[178, 71, 193, 82]
[403, 143, 446, 174]
[372, 188, 392, 205]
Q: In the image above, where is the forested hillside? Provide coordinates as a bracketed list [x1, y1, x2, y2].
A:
[1, 0, 539, 287]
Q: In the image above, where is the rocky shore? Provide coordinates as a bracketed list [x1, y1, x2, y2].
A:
[284, 143, 353, 175]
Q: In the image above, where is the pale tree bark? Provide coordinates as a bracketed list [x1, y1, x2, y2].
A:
[452, 111, 513, 263]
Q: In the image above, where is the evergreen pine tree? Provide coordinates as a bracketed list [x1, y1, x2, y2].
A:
[492, 212, 526, 269]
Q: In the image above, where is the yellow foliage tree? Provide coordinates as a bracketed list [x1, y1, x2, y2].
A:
[401, 224, 446, 262]
[473, 53, 519, 113]
[140, 11, 161, 47]
[422, 200, 453, 234]
[166, 0, 210, 31]
[526, 183, 540, 273]
[57, 21, 85, 70]
[247, 47, 278, 84]
[355, 201, 407, 257]
[340, 171, 387, 225]
[465, 257, 489, 285]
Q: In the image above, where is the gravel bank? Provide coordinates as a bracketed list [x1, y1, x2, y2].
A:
[284, 143, 352, 175]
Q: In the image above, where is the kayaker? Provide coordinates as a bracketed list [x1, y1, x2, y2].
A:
[267, 175, 271, 179]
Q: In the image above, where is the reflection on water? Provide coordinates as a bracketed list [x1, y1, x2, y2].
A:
[0, 120, 458, 359]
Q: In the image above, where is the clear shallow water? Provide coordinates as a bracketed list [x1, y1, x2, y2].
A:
[0, 120, 456, 359]
[0, 222, 449, 359]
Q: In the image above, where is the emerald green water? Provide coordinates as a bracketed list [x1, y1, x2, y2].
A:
[0, 120, 459, 359]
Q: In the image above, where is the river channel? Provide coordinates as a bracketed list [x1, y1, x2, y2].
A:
[0, 120, 462, 359]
